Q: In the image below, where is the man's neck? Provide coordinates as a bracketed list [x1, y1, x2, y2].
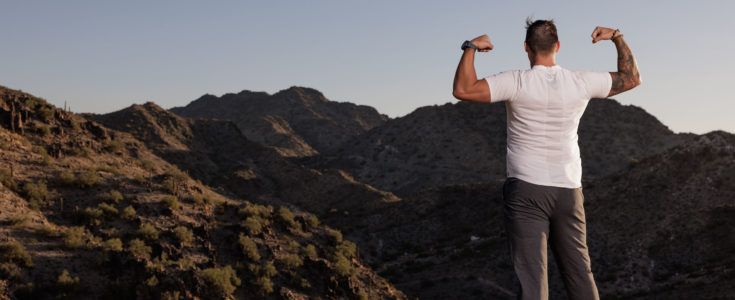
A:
[530, 55, 557, 68]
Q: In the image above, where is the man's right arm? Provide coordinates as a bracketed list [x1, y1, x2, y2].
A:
[591, 26, 642, 97]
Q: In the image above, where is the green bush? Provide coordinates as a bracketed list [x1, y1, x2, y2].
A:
[98, 203, 118, 216]
[173, 226, 194, 246]
[57, 269, 80, 287]
[22, 181, 48, 209]
[277, 206, 301, 231]
[198, 265, 241, 298]
[102, 238, 123, 252]
[336, 240, 358, 259]
[58, 170, 76, 186]
[305, 214, 320, 227]
[303, 244, 318, 260]
[0, 240, 33, 267]
[36, 124, 51, 136]
[243, 217, 265, 235]
[138, 223, 159, 240]
[162, 195, 180, 211]
[103, 140, 124, 153]
[0, 262, 22, 279]
[76, 170, 101, 188]
[238, 234, 260, 261]
[63, 226, 87, 249]
[82, 207, 104, 226]
[278, 253, 303, 270]
[325, 228, 343, 244]
[332, 254, 353, 277]
[120, 206, 136, 220]
[102, 190, 124, 203]
[255, 276, 273, 295]
[0, 168, 17, 190]
[262, 260, 277, 277]
[128, 239, 151, 260]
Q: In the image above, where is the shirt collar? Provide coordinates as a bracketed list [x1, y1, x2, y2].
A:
[532, 64, 562, 70]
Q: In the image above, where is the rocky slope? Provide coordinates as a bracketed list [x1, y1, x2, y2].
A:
[170, 87, 389, 157]
[0, 86, 405, 300]
[345, 131, 735, 299]
[89, 102, 401, 233]
[302, 99, 690, 196]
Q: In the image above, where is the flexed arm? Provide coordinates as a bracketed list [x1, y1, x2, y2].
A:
[591, 27, 641, 97]
[452, 34, 494, 102]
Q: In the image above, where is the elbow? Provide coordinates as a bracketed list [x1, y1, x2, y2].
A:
[452, 89, 467, 101]
[633, 75, 642, 87]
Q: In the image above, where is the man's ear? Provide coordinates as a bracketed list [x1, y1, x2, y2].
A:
[524, 42, 530, 53]
[555, 41, 561, 52]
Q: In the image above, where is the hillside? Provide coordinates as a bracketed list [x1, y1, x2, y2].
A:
[302, 98, 689, 196]
[170, 87, 389, 157]
[88, 102, 401, 233]
[342, 131, 735, 299]
[0, 86, 405, 299]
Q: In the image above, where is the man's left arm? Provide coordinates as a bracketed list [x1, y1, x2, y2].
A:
[452, 34, 494, 102]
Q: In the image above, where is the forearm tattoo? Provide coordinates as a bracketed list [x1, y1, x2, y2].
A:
[609, 36, 640, 96]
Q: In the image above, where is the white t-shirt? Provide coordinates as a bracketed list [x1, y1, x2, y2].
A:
[484, 64, 612, 188]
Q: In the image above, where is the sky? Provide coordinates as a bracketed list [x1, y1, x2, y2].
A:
[1, 1, 733, 134]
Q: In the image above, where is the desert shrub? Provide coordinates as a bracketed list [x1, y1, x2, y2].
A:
[303, 244, 318, 260]
[262, 260, 277, 277]
[138, 223, 159, 240]
[63, 226, 87, 249]
[0, 262, 22, 279]
[198, 265, 241, 298]
[239, 203, 271, 218]
[36, 124, 51, 136]
[277, 206, 301, 231]
[163, 167, 187, 195]
[140, 159, 155, 172]
[173, 226, 194, 246]
[76, 170, 101, 188]
[0, 240, 33, 267]
[145, 275, 159, 287]
[0, 168, 17, 190]
[278, 253, 303, 270]
[332, 254, 353, 277]
[128, 239, 151, 260]
[325, 228, 343, 244]
[255, 276, 273, 295]
[22, 180, 48, 209]
[82, 207, 104, 226]
[162, 195, 180, 211]
[38, 105, 55, 121]
[160, 291, 181, 300]
[103, 140, 124, 153]
[57, 269, 80, 287]
[58, 170, 76, 186]
[98, 203, 118, 216]
[358, 290, 369, 300]
[102, 238, 123, 252]
[336, 240, 358, 259]
[101, 190, 124, 203]
[305, 214, 320, 227]
[238, 234, 260, 261]
[243, 217, 266, 235]
[120, 206, 136, 220]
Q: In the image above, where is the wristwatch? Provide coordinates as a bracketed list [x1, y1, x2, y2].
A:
[461, 40, 478, 51]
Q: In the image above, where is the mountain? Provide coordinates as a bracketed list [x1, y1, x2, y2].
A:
[302, 98, 690, 196]
[0, 86, 405, 300]
[170, 87, 389, 157]
[88, 102, 401, 233]
[343, 131, 735, 299]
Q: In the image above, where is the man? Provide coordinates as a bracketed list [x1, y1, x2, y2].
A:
[452, 19, 641, 300]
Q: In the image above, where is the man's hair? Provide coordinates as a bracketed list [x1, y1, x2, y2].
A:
[524, 17, 558, 54]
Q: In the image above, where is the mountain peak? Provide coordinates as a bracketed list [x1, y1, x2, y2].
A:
[273, 86, 328, 103]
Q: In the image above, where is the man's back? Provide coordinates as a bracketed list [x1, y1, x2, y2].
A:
[485, 65, 611, 188]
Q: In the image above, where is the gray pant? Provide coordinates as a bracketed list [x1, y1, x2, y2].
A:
[502, 177, 599, 300]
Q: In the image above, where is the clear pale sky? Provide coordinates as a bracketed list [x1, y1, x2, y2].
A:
[1, 1, 732, 134]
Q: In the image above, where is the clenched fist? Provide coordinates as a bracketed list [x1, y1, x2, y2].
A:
[591, 26, 621, 43]
[471, 34, 494, 52]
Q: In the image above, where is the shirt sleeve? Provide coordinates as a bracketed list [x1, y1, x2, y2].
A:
[484, 70, 519, 102]
[580, 71, 613, 99]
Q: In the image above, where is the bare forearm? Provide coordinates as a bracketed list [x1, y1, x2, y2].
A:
[453, 49, 478, 93]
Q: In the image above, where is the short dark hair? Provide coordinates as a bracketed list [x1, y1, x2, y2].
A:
[525, 18, 558, 54]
